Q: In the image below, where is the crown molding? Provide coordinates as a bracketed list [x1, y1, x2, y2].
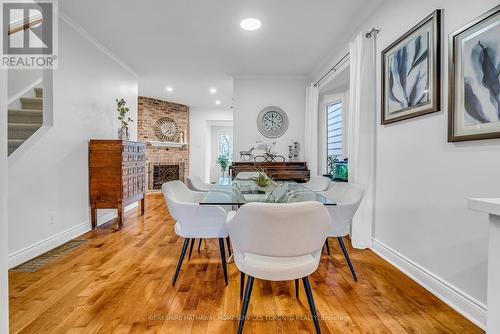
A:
[232, 74, 310, 81]
[58, 10, 139, 78]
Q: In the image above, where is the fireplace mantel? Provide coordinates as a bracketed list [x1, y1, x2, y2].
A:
[147, 140, 188, 148]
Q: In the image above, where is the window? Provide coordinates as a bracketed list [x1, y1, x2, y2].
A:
[218, 133, 233, 162]
[327, 102, 343, 160]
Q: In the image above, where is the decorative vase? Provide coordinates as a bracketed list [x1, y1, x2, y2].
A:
[118, 127, 130, 140]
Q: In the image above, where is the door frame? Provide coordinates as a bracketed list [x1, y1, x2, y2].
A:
[0, 50, 10, 333]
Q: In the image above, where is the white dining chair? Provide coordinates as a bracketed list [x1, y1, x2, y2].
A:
[162, 180, 230, 286]
[186, 175, 213, 192]
[302, 176, 332, 192]
[227, 201, 331, 334]
[320, 183, 364, 281]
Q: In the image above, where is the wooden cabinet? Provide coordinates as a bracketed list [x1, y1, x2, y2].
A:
[230, 162, 310, 182]
[89, 140, 146, 229]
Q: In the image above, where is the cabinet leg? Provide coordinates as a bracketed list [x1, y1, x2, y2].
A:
[117, 204, 124, 229]
[141, 197, 146, 216]
[91, 204, 97, 230]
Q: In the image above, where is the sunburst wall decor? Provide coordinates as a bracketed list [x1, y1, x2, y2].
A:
[155, 117, 179, 142]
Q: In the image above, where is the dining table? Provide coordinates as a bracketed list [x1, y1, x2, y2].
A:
[199, 177, 336, 207]
[199, 177, 335, 262]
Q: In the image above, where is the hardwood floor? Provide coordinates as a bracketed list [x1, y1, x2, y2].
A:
[9, 193, 483, 334]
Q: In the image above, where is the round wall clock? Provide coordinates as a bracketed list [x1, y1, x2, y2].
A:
[155, 117, 179, 142]
[257, 106, 289, 139]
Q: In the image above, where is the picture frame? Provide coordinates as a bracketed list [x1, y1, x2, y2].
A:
[381, 10, 442, 125]
[448, 5, 500, 142]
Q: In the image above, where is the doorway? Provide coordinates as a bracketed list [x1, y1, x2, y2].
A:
[209, 125, 233, 182]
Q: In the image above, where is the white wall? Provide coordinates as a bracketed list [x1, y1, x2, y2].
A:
[189, 108, 233, 182]
[233, 77, 308, 160]
[7, 15, 138, 267]
[313, 0, 499, 327]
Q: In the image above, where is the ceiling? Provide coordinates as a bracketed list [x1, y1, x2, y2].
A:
[60, 0, 382, 108]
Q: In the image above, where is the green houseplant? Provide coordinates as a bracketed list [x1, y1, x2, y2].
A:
[251, 172, 272, 188]
[216, 154, 230, 178]
[117, 98, 133, 140]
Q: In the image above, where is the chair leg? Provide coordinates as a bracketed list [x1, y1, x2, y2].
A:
[172, 238, 190, 286]
[240, 272, 245, 300]
[338, 237, 358, 282]
[226, 237, 232, 257]
[188, 238, 195, 260]
[295, 279, 299, 299]
[218, 238, 228, 285]
[237, 276, 255, 334]
[302, 276, 321, 334]
[325, 239, 331, 256]
[197, 239, 203, 251]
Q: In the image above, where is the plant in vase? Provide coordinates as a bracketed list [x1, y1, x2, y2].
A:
[251, 172, 272, 188]
[216, 154, 230, 178]
[117, 98, 133, 140]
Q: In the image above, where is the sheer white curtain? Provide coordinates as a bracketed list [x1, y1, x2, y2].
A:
[305, 84, 319, 176]
[347, 32, 377, 249]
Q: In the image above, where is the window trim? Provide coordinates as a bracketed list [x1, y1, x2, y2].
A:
[326, 101, 343, 167]
[319, 93, 347, 175]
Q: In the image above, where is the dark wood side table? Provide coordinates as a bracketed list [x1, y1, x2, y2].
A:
[89, 140, 146, 229]
[230, 161, 310, 182]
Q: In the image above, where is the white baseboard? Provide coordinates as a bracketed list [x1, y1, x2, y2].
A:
[8, 203, 138, 268]
[8, 222, 90, 268]
[372, 238, 487, 330]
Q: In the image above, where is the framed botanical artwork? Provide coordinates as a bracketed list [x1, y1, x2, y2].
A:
[381, 10, 442, 125]
[448, 5, 500, 142]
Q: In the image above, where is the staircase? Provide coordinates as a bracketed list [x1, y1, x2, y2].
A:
[8, 87, 43, 156]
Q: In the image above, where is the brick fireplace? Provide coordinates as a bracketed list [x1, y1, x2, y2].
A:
[137, 96, 189, 191]
[149, 163, 185, 190]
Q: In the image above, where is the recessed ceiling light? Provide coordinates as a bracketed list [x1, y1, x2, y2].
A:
[215, 100, 221, 105]
[166, 86, 173, 92]
[210, 88, 217, 94]
[240, 18, 261, 31]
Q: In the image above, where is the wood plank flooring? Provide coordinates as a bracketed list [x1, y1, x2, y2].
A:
[9, 193, 484, 333]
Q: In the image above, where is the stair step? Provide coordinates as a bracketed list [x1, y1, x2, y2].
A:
[8, 123, 41, 140]
[20, 97, 43, 110]
[34, 87, 43, 98]
[8, 109, 43, 124]
[8, 139, 24, 156]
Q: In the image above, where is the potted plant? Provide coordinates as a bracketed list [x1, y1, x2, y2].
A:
[251, 172, 272, 188]
[216, 154, 230, 178]
[117, 98, 133, 140]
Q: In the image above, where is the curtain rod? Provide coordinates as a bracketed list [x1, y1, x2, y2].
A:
[313, 52, 349, 87]
[314, 27, 380, 87]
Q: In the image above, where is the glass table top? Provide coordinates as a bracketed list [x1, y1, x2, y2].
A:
[200, 178, 335, 206]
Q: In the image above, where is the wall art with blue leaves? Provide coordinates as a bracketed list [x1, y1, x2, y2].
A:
[449, 5, 500, 141]
[382, 10, 441, 125]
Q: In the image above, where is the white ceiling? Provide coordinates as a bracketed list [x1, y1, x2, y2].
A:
[60, 0, 382, 108]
